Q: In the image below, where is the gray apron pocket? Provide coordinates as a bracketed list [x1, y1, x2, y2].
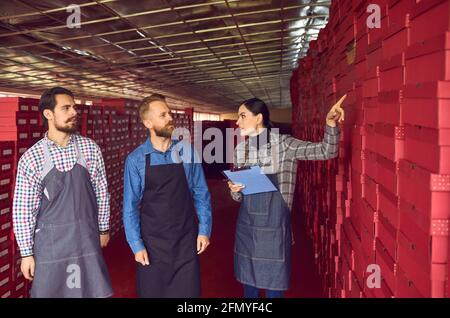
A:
[252, 227, 284, 260]
[235, 223, 285, 261]
[50, 221, 83, 261]
[34, 224, 54, 263]
[244, 194, 271, 215]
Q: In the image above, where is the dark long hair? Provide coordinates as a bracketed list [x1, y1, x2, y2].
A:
[241, 98, 273, 130]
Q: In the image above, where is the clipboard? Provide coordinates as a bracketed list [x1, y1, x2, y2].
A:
[222, 165, 277, 195]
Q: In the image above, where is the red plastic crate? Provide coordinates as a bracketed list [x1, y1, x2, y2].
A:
[366, 40, 383, 70]
[344, 219, 362, 253]
[16, 141, 33, 160]
[0, 256, 12, 299]
[351, 125, 366, 152]
[15, 112, 30, 131]
[0, 97, 39, 111]
[387, 0, 415, 27]
[370, 278, 395, 298]
[405, 32, 450, 84]
[395, 265, 425, 297]
[375, 238, 397, 294]
[0, 142, 14, 159]
[0, 216, 9, 247]
[383, 9, 410, 59]
[349, 270, 364, 298]
[380, 54, 405, 91]
[360, 220, 376, 260]
[0, 270, 12, 298]
[376, 210, 398, 263]
[363, 103, 377, 125]
[397, 230, 448, 298]
[398, 159, 450, 219]
[362, 174, 379, 211]
[404, 125, 450, 173]
[0, 183, 12, 212]
[365, 0, 389, 44]
[399, 198, 449, 266]
[410, 0, 450, 44]
[362, 77, 380, 99]
[29, 128, 45, 142]
[378, 184, 399, 229]
[12, 278, 28, 298]
[376, 154, 398, 196]
[363, 149, 377, 181]
[354, 245, 372, 287]
[369, 123, 405, 162]
[360, 197, 379, 237]
[403, 81, 450, 129]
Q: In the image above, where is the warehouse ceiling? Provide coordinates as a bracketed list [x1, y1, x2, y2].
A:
[0, 0, 330, 112]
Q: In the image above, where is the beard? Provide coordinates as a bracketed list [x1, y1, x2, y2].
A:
[55, 117, 78, 134]
[154, 122, 175, 138]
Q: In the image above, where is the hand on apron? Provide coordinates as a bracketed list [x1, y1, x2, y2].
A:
[21, 256, 35, 281]
[135, 249, 150, 266]
[197, 235, 210, 254]
[100, 233, 110, 248]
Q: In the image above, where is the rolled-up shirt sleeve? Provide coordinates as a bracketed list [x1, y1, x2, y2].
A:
[12, 156, 42, 257]
[284, 125, 340, 160]
[190, 146, 212, 238]
[123, 155, 145, 254]
[92, 144, 110, 232]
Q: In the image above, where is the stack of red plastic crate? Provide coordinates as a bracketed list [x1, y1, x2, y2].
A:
[290, 0, 450, 298]
[0, 97, 44, 298]
[0, 141, 15, 299]
[172, 107, 194, 142]
[96, 98, 144, 238]
[395, 0, 450, 298]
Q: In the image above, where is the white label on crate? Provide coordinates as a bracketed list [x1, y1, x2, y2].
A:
[19, 147, 27, 154]
[1, 291, 11, 298]
[30, 119, 38, 125]
[0, 207, 10, 216]
[33, 132, 40, 138]
[0, 236, 6, 244]
[2, 149, 12, 156]
[16, 282, 24, 291]
[31, 106, 38, 111]
[18, 119, 26, 125]
[19, 133, 27, 139]
[0, 249, 8, 258]
[1, 222, 11, 231]
[0, 277, 9, 288]
[0, 263, 10, 274]
[2, 164, 11, 171]
[20, 105, 29, 111]
[0, 193, 9, 200]
[0, 178, 10, 186]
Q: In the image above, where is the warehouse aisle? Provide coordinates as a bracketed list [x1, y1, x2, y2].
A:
[103, 177, 324, 298]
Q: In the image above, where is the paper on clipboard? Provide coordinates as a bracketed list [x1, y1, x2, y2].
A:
[222, 166, 277, 195]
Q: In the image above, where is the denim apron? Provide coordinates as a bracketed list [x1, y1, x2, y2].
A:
[30, 139, 113, 298]
[234, 134, 292, 290]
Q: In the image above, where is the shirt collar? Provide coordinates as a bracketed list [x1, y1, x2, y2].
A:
[143, 137, 180, 155]
[44, 132, 76, 148]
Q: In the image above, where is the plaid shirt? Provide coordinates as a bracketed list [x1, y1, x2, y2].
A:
[13, 133, 110, 257]
[230, 125, 340, 210]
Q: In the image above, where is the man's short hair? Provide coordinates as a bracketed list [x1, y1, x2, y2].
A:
[138, 94, 166, 119]
[38, 86, 74, 128]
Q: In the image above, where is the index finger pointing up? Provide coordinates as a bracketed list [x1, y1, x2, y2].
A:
[336, 94, 347, 108]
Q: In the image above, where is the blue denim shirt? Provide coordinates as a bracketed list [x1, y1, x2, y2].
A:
[123, 137, 212, 254]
